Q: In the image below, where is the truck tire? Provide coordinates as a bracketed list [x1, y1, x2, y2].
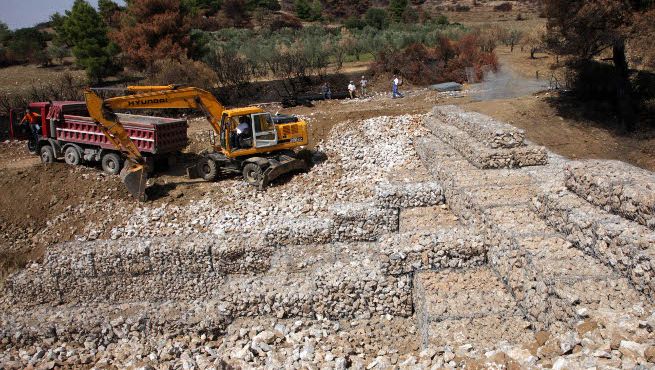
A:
[64, 146, 81, 166]
[102, 153, 123, 175]
[243, 163, 263, 186]
[27, 138, 38, 154]
[198, 158, 219, 181]
[40, 145, 55, 164]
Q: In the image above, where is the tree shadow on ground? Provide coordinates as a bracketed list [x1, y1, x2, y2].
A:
[544, 90, 655, 138]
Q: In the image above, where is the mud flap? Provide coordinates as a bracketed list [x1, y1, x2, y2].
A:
[120, 161, 148, 201]
[260, 156, 308, 189]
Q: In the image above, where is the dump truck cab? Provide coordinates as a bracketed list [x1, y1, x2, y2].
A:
[14, 101, 90, 154]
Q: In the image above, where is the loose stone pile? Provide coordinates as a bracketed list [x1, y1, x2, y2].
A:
[565, 159, 655, 230]
[426, 105, 548, 169]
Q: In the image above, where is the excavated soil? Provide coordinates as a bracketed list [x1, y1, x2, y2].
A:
[0, 164, 130, 281]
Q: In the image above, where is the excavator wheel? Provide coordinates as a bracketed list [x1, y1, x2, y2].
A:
[242, 163, 264, 186]
[197, 158, 220, 181]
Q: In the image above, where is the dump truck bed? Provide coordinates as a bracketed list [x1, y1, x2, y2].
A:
[56, 112, 188, 155]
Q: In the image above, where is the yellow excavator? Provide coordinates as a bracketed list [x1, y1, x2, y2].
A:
[84, 85, 309, 200]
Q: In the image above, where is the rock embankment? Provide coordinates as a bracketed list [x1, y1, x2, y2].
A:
[2, 110, 654, 369]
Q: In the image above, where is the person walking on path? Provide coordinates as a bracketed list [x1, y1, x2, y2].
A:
[322, 82, 332, 100]
[360, 75, 368, 97]
[392, 75, 404, 98]
[348, 81, 357, 99]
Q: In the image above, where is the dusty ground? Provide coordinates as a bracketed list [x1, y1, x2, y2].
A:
[463, 94, 655, 171]
[2, 81, 655, 281]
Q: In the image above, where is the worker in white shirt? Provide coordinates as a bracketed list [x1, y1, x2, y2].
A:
[360, 76, 368, 97]
[392, 74, 404, 98]
[348, 81, 356, 99]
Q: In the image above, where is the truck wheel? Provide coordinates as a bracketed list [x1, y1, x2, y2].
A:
[64, 147, 81, 166]
[243, 163, 263, 186]
[27, 138, 38, 154]
[40, 145, 55, 164]
[198, 158, 219, 181]
[102, 153, 123, 175]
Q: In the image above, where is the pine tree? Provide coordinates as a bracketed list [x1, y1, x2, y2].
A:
[365, 8, 389, 30]
[309, 0, 323, 21]
[295, 0, 312, 20]
[388, 0, 408, 22]
[0, 22, 10, 45]
[98, 0, 123, 28]
[55, 0, 119, 82]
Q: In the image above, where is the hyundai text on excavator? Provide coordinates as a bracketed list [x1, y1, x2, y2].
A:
[84, 85, 309, 200]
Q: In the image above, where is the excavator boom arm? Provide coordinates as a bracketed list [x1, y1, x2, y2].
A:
[103, 87, 225, 135]
[84, 90, 144, 164]
[84, 89, 150, 200]
[84, 86, 226, 200]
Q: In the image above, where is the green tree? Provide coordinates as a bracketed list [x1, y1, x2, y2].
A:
[365, 8, 389, 30]
[48, 40, 71, 65]
[388, 0, 408, 22]
[98, 0, 123, 27]
[544, 0, 655, 132]
[309, 0, 323, 20]
[295, 0, 312, 20]
[0, 22, 10, 44]
[0, 22, 10, 66]
[344, 16, 366, 30]
[55, 0, 120, 82]
[435, 14, 449, 25]
[182, 0, 223, 15]
[6, 28, 49, 65]
[246, 0, 280, 11]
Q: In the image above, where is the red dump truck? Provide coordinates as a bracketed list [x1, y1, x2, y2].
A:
[10, 101, 188, 174]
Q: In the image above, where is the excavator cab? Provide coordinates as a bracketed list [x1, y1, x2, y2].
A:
[251, 113, 278, 148]
[225, 112, 278, 151]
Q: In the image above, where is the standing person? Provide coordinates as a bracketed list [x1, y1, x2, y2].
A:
[322, 82, 332, 100]
[360, 75, 368, 97]
[392, 74, 404, 98]
[348, 81, 356, 99]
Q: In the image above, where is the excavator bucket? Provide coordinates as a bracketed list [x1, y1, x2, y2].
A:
[120, 162, 148, 201]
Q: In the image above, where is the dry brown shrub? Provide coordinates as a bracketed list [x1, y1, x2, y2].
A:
[146, 57, 218, 90]
[372, 34, 498, 85]
[494, 2, 513, 12]
[0, 73, 85, 118]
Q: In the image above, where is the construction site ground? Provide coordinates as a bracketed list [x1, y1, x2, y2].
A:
[2, 36, 655, 367]
[2, 86, 654, 281]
